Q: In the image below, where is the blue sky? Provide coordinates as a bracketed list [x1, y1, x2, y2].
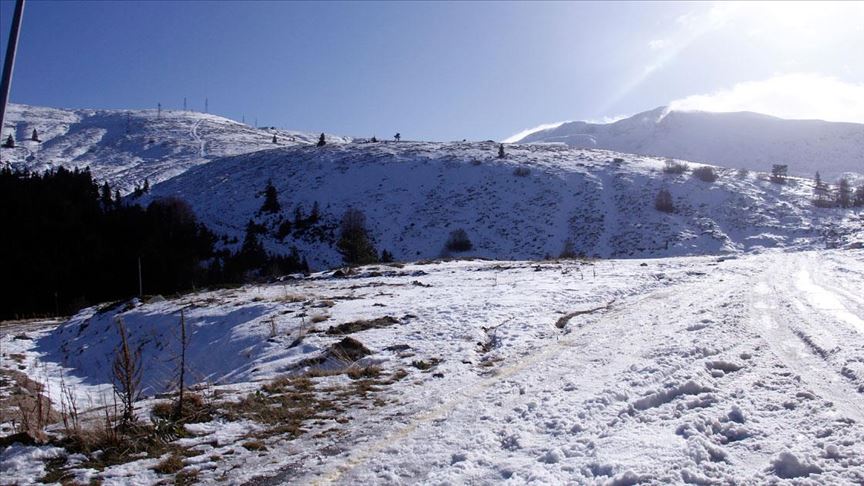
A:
[2, 1, 862, 140]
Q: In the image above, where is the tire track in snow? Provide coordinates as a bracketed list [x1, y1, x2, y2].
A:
[190, 119, 206, 158]
[747, 254, 864, 423]
[307, 271, 722, 485]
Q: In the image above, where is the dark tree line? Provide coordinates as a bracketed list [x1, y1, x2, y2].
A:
[0, 167, 308, 319]
[812, 172, 864, 208]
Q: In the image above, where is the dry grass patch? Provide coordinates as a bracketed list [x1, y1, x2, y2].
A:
[150, 393, 213, 424]
[242, 440, 268, 451]
[346, 365, 381, 380]
[411, 358, 441, 371]
[278, 293, 307, 303]
[310, 314, 330, 324]
[326, 316, 399, 335]
[153, 453, 185, 474]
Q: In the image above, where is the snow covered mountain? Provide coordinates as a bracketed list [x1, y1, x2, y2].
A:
[0, 103, 350, 192]
[144, 140, 863, 269]
[513, 108, 864, 180]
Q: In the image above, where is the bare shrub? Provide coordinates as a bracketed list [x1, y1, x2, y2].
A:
[663, 159, 688, 174]
[174, 310, 189, 420]
[113, 318, 142, 426]
[692, 166, 718, 182]
[513, 166, 531, 177]
[59, 377, 81, 438]
[267, 315, 278, 338]
[559, 238, 579, 259]
[445, 229, 473, 253]
[14, 389, 50, 441]
[655, 188, 674, 213]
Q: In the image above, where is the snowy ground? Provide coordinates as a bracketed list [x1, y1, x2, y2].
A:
[2, 249, 863, 484]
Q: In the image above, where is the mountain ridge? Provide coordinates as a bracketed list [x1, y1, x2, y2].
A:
[0, 103, 350, 192]
[513, 107, 864, 179]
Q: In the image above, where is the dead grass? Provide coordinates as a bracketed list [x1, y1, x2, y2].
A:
[310, 314, 330, 323]
[242, 440, 268, 451]
[278, 293, 307, 303]
[153, 453, 185, 474]
[411, 358, 441, 371]
[0, 369, 59, 442]
[175, 469, 199, 485]
[225, 376, 337, 439]
[346, 365, 381, 380]
[150, 393, 213, 424]
[326, 316, 399, 335]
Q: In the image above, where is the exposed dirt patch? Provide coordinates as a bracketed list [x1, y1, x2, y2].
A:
[326, 316, 400, 335]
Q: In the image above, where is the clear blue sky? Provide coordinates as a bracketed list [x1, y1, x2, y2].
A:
[2, 1, 862, 140]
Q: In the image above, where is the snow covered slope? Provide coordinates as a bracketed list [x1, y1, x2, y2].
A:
[0, 103, 350, 192]
[144, 141, 863, 269]
[3, 250, 863, 484]
[514, 108, 864, 180]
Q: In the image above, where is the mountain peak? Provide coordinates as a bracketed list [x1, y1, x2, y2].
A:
[513, 109, 864, 178]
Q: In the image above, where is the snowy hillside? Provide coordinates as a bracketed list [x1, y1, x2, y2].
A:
[513, 108, 864, 180]
[0, 103, 350, 192]
[2, 250, 863, 483]
[143, 141, 863, 269]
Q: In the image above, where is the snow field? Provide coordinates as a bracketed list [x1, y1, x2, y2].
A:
[1, 250, 862, 484]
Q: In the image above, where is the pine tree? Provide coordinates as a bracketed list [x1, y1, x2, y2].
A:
[100, 182, 113, 210]
[498, 144, 505, 158]
[31, 129, 39, 142]
[770, 164, 788, 184]
[813, 172, 831, 207]
[272, 133, 277, 144]
[854, 185, 864, 207]
[114, 189, 121, 205]
[337, 208, 378, 265]
[294, 205, 304, 226]
[143, 178, 150, 193]
[317, 133, 326, 147]
[2, 134, 13, 148]
[260, 180, 280, 214]
[240, 219, 267, 268]
[836, 177, 853, 208]
[380, 249, 393, 263]
[371, 136, 378, 143]
[309, 201, 320, 224]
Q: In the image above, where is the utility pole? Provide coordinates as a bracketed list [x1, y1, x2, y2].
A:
[157, 102, 161, 117]
[0, 0, 26, 137]
[137, 256, 143, 297]
[205, 97, 208, 113]
[183, 97, 187, 111]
